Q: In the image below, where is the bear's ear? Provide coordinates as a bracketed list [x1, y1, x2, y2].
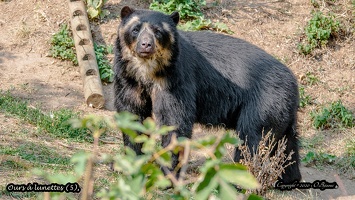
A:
[170, 11, 180, 25]
[121, 6, 135, 19]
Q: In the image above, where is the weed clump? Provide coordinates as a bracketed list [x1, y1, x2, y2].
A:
[299, 86, 312, 108]
[150, 0, 204, 20]
[298, 11, 340, 55]
[302, 151, 336, 166]
[338, 139, 355, 178]
[149, 0, 233, 34]
[49, 24, 114, 83]
[238, 131, 294, 195]
[94, 44, 114, 83]
[85, 0, 110, 20]
[311, 100, 354, 129]
[49, 24, 78, 65]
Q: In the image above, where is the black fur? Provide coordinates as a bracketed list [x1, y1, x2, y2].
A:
[114, 6, 301, 183]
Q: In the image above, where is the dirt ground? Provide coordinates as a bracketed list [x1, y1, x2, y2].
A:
[0, 0, 354, 199]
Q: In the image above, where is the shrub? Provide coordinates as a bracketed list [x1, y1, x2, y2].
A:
[34, 112, 261, 199]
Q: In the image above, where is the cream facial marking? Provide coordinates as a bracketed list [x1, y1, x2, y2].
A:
[162, 22, 175, 43]
[119, 16, 140, 37]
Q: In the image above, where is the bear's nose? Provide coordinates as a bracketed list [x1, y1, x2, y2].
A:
[136, 34, 155, 58]
[140, 36, 153, 50]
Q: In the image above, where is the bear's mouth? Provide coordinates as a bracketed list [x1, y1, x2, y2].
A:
[137, 50, 155, 58]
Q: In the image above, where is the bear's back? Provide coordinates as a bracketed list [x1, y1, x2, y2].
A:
[177, 31, 297, 91]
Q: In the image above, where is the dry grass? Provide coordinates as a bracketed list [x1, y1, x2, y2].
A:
[238, 131, 294, 195]
[16, 22, 31, 39]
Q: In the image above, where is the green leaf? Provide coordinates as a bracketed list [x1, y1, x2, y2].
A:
[247, 193, 264, 200]
[142, 138, 156, 153]
[87, 6, 99, 19]
[217, 179, 240, 200]
[199, 159, 220, 174]
[194, 135, 217, 147]
[302, 151, 316, 163]
[142, 163, 171, 190]
[100, 9, 110, 19]
[220, 131, 240, 146]
[49, 174, 78, 184]
[143, 117, 156, 132]
[114, 155, 133, 172]
[156, 125, 175, 135]
[128, 174, 145, 195]
[134, 135, 149, 143]
[194, 168, 218, 200]
[120, 127, 138, 139]
[218, 163, 260, 189]
[156, 151, 172, 167]
[116, 178, 141, 200]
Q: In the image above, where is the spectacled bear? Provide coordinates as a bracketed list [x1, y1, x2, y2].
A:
[114, 6, 301, 183]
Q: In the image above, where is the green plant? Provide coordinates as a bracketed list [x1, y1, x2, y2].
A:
[50, 25, 114, 82]
[337, 139, 355, 176]
[94, 44, 114, 83]
[305, 72, 319, 86]
[0, 91, 90, 142]
[49, 24, 78, 65]
[150, 0, 205, 20]
[298, 11, 340, 54]
[302, 151, 337, 166]
[1, 142, 71, 166]
[178, 16, 234, 34]
[311, 100, 354, 129]
[85, 0, 110, 19]
[299, 86, 312, 108]
[318, 152, 337, 163]
[302, 151, 316, 166]
[346, 139, 355, 156]
[34, 112, 261, 199]
[150, 0, 233, 34]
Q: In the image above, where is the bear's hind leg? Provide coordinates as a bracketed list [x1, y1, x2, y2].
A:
[279, 122, 301, 183]
[233, 124, 262, 162]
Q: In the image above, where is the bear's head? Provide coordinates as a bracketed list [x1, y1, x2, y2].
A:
[118, 6, 179, 61]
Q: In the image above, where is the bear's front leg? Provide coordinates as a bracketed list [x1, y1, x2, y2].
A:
[114, 78, 152, 156]
[152, 87, 196, 178]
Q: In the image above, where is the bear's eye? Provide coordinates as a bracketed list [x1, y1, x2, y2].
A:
[132, 28, 139, 35]
[154, 29, 162, 38]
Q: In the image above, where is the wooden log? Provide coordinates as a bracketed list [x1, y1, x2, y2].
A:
[67, 0, 105, 108]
